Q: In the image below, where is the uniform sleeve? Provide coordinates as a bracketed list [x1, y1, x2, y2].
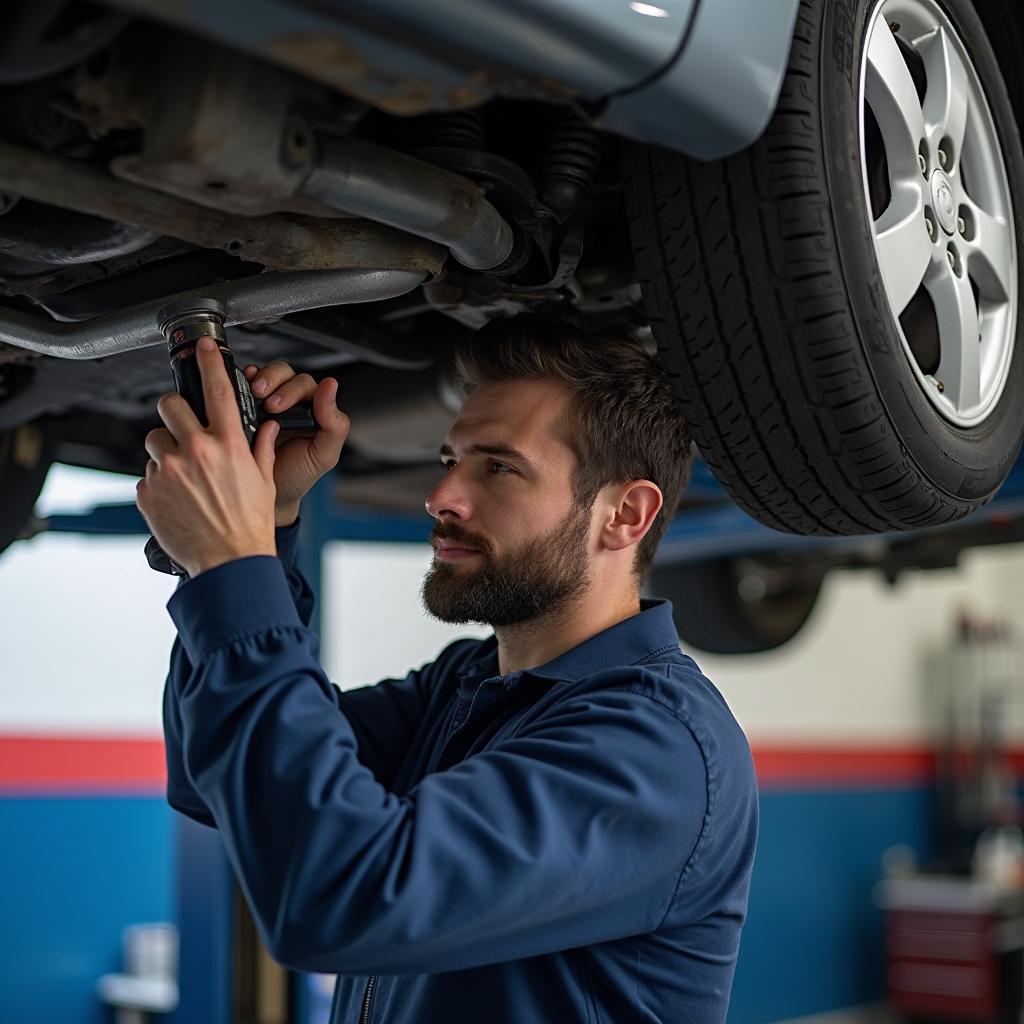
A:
[163, 518, 309, 826]
[163, 517, 448, 823]
[167, 557, 710, 976]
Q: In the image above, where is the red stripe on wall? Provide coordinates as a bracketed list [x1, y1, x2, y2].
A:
[753, 745, 938, 788]
[0, 735, 166, 794]
[0, 735, 1015, 794]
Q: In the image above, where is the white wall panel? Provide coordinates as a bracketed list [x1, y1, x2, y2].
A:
[703, 545, 1024, 745]
[3, 458, 1021, 752]
[321, 540, 1024, 747]
[0, 532, 178, 733]
[321, 541, 489, 691]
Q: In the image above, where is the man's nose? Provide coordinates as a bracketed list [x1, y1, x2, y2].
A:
[425, 468, 472, 520]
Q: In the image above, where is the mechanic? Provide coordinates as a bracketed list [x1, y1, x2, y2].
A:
[138, 315, 759, 1023]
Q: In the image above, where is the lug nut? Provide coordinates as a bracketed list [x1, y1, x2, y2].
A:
[918, 152, 928, 176]
[946, 250, 956, 270]
[938, 148, 948, 169]
[925, 217, 936, 241]
[957, 216, 966, 235]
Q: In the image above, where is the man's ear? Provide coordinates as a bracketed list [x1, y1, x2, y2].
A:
[600, 480, 663, 552]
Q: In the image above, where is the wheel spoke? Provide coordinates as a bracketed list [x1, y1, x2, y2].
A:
[918, 27, 969, 165]
[961, 197, 1015, 303]
[929, 261, 982, 411]
[873, 183, 933, 316]
[866, 19, 927, 179]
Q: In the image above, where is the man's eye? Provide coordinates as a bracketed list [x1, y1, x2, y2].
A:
[439, 459, 513, 474]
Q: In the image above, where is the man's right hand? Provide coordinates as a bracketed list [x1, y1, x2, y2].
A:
[241, 361, 350, 524]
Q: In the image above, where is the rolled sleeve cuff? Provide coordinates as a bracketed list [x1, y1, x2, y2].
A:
[275, 515, 301, 567]
[167, 555, 303, 664]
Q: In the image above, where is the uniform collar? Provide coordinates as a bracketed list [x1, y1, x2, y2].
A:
[456, 598, 679, 691]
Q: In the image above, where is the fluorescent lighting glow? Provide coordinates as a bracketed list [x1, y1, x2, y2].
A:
[35, 463, 141, 516]
[629, 2, 670, 16]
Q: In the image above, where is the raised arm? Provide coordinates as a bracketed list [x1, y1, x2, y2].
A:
[164, 515, 473, 822]
[163, 518, 310, 826]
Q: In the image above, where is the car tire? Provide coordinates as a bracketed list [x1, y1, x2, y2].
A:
[0, 423, 55, 557]
[646, 558, 826, 656]
[624, 0, 1024, 536]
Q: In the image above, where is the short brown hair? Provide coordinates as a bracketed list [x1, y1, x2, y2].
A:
[452, 315, 694, 585]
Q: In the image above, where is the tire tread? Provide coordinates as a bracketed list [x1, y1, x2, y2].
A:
[623, 0, 991, 535]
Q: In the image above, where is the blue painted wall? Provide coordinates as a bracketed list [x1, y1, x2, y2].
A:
[0, 797, 174, 1024]
[729, 786, 936, 1024]
[0, 786, 937, 1024]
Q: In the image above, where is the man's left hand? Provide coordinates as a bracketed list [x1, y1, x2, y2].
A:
[136, 335, 281, 578]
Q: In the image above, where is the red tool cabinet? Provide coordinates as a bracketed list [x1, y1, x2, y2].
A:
[877, 876, 1024, 1022]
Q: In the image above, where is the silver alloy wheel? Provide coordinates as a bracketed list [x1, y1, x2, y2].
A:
[859, 0, 1017, 427]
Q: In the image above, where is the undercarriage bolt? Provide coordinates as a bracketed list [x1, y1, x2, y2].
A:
[918, 152, 928, 176]
[938, 148, 948, 169]
[282, 118, 314, 170]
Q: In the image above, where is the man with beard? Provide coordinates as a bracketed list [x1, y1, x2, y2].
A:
[146, 316, 758, 1024]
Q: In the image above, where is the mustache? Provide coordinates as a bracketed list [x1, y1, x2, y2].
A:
[431, 524, 489, 552]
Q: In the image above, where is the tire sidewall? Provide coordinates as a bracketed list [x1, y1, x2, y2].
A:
[821, 0, 1024, 499]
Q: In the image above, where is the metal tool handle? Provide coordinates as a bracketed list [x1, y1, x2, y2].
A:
[145, 309, 317, 577]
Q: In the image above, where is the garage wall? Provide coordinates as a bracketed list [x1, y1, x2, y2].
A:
[0, 532, 179, 1024]
[321, 538, 1024, 1023]
[2, 508, 1022, 1023]
[699, 551, 1024, 746]
[707, 547, 1024, 1022]
[323, 540, 1024, 733]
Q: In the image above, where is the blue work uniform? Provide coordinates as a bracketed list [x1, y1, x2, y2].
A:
[164, 517, 759, 1023]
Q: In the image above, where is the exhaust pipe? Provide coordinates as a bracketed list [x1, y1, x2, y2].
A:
[0, 124, 517, 359]
[0, 141, 448, 276]
[0, 268, 426, 360]
[296, 134, 516, 272]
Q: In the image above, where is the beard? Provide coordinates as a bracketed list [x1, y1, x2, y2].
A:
[421, 502, 593, 627]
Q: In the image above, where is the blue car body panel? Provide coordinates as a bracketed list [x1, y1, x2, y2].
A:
[114, 0, 693, 115]
[116, 0, 800, 157]
[325, 0, 699, 97]
[602, 0, 804, 157]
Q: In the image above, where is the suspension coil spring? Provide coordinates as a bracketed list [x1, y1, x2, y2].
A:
[540, 109, 605, 221]
[427, 109, 487, 149]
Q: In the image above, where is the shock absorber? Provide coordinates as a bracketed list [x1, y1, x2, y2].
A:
[540, 108, 606, 222]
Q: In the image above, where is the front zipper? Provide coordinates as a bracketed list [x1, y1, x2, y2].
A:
[359, 975, 378, 1024]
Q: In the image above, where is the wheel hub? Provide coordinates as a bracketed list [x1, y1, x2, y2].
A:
[859, 0, 1018, 428]
[930, 169, 957, 235]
